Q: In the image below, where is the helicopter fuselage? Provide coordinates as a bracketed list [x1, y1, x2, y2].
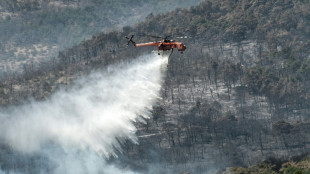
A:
[135, 41, 186, 52]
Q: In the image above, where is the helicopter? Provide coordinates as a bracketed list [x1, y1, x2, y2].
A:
[125, 35, 187, 56]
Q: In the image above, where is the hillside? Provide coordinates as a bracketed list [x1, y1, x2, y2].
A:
[0, 0, 309, 173]
[0, 0, 202, 77]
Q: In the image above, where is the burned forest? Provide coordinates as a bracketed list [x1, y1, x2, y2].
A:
[0, 0, 309, 174]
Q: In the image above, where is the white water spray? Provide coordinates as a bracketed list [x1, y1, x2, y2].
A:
[0, 54, 168, 173]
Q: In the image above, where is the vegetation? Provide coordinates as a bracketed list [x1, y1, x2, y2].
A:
[0, 0, 202, 74]
[0, 0, 309, 173]
[227, 157, 310, 174]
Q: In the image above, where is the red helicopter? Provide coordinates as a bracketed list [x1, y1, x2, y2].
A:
[125, 35, 186, 56]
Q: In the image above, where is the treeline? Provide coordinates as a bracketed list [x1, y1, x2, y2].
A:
[0, 0, 203, 76]
[0, 0, 203, 48]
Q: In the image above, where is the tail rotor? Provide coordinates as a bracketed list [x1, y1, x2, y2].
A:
[125, 35, 135, 46]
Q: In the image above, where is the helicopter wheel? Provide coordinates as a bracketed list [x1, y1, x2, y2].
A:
[158, 53, 160, 55]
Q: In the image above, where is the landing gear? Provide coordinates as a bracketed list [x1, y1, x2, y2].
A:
[158, 52, 160, 55]
[181, 51, 183, 54]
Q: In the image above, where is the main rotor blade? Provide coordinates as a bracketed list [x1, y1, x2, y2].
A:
[175, 36, 191, 39]
[146, 35, 163, 39]
[139, 33, 164, 39]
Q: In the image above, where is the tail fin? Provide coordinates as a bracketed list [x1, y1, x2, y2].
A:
[125, 35, 136, 46]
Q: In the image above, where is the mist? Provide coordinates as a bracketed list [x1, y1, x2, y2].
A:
[0, 54, 168, 173]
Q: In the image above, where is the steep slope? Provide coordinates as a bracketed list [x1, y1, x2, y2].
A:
[0, 0, 309, 173]
[0, 0, 202, 77]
